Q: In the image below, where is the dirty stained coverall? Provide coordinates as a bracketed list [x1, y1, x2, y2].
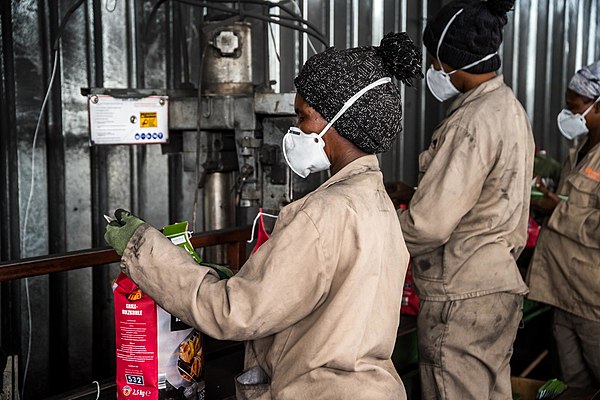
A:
[528, 140, 600, 388]
[120, 155, 410, 400]
[398, 75, 534, 399]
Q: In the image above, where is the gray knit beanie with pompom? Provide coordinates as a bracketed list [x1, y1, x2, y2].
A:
[294, 32, 422, 154]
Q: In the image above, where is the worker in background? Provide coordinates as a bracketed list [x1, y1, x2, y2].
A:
[390, 0, 535, 398]
[527, 60, 600, 390]
[105, 33, 422, 399]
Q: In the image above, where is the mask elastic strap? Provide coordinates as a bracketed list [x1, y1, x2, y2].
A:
[436, 9, 497, 75]
[582, 96, 600, 117]
[247, 212, 278, 243]
[318, 77, 392, 137]
[436, 9, 463, 73]
[447, 51, 498, 76]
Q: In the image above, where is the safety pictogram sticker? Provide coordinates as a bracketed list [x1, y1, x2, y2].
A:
[140, 112, 158, 128]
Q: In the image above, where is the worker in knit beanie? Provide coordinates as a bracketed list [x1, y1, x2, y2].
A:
[293, 32, 422, 155]
[393, 1, 537, 399]
[107, 33, 424, 400]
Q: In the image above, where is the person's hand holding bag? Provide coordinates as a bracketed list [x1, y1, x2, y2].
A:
[104, 209, 146, 255]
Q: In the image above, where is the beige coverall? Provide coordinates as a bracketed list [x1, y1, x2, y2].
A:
[528, 140, 600, 388]
[121, 155, 410, 400]
[398, 75, 534, 399]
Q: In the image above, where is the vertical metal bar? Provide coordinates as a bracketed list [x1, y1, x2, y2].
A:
[165, 3, 175, 89]
[0, 0, 20, 263]
[90, 0, 114, 380]
[345, 0, 351, 48]
[525, 0, 538, 117]
[302, 0, 308, 63]
[127, 1, 140, 215]
[398, 0, 407, 180]
[588, 0, 597, 65]
[268, 6, 280, 93]
[511, 0, 521, 96]
[559, 0, 571, 158]
[171, 3, 182, 87]
[0, 1, 22, 384]
[352, 0, 359, 47]
[262, 4, 270, 89]
[329, 0, 334, 47]
[293, 4, 300, 78]
[575, 0, 584, 70]
[280, 0, 298, 90]
[127, 0, 138, 87]
[371, 0, 384, 46]
[418, 0, 428, 153]
[40, 0, 69, 393]
[597, 2, 600, 59]
[543, 0, 554, 145]
[561, 0, 570, 105]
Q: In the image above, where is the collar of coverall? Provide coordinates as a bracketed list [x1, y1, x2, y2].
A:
[315, 154, 381, 191]
[446, 74, 505, 116]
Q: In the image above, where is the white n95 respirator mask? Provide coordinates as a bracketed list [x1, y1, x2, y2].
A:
[426, 8, 498, 102]
[557, 97, 600, 140]
[426, 65, 461, 102]
[282, 127, 330, 178]
[283, 77, 392, 178]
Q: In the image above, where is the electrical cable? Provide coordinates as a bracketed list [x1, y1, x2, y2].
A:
[176, 3, 191, 85]
[268, 21, 280, 63]
[205, 0, 325, 41]
[289, 0, 317, 54]
[267, 12, 316, 54]
[192, 36, 208, 232]
[92, 380, 100, 399]
[143, 0, 328, 60]
[20, 48, 60, 400]
[171, 0, 328, 46]
[52, 0, 87, 50]
[144, 0, 168, 43]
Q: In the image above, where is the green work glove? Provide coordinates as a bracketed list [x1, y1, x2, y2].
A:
[200, 262, 235, 279]
[104, 209, 146, 255]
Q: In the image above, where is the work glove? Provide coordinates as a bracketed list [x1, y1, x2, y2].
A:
[201, 262, 235, 279]
[104, 209, 146, 255]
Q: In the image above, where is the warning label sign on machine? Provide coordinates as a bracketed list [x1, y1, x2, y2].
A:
[88, 95, 169, 145]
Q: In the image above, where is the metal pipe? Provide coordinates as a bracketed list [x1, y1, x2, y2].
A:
[203, 172, 236, 264]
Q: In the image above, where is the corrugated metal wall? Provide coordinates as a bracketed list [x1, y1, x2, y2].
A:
[268, 0, 600, 184]
[0, 1, 598, 398]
